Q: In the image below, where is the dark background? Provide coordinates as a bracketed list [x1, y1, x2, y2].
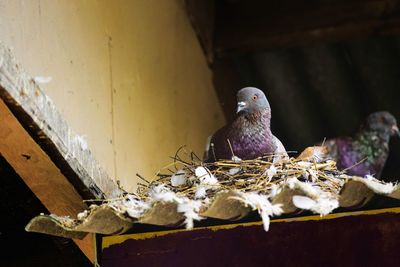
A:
[195, 0, 400, 181]
[0, 156, 91, 267]
[218, 37, 400, 181]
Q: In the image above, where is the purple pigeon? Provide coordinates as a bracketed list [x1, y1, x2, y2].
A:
[324, 111, 399, 178]
[204, 87, 287, 162]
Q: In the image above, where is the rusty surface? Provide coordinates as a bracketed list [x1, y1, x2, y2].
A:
[101, 212, 400, 267]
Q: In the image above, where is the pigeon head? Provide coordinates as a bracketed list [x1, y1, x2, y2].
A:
[364, 111, 399, 137]
[236, 87, 270, 114]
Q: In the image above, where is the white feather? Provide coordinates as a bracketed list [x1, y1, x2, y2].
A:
[34, 76, 52, 84]
[292, 195, 338, 216]
[313, 197, 339, 215]
[194, 186, 207, 199]
[292, 195, 316, 210]
[264, 164, 277, 179]
[365, 174, 374, 180]
[195, 166, 218, 185]
[123, 195, 151, 218]
[149, 184, 182, 203]
[177, 198, 204, 229]
[171, 169, 187, 187]
[107, 194, 150, 219]
[362, 178, 395, 194]
[228, 167, 241, 175]
[268, 184, 281, 198]
[77, 210, 89, 220]
[286, 177, 298, 189]
[231, 156, 242, 163]
[232, 192, 283, 231]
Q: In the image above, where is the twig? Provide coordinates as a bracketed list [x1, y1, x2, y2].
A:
[341, 157, 367, 173]
[226, 139, 235, 158]
[136, 173, 150, 184]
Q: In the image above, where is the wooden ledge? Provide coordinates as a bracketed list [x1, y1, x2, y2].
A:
[0, 42, 121, 200]
[0, 42, 121, 262]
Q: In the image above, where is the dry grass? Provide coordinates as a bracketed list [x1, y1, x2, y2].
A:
[137, 147, 346, 202]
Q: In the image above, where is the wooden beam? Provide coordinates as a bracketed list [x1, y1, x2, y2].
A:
[214, 0, 400, 55]
[0, 42, 121, 199]
[0, 42, 122, 262]
[100, 210, 400, 266]
[0, 98, 94, 261]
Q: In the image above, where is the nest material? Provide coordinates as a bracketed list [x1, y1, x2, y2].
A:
[128, 147, 350, 230]
[139, 154, 343, 202]
[33, 147, 397, 235]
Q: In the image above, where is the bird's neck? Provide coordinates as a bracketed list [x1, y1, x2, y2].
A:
[244, 110, 271, 130]
[356, 128, 391, 145]
[355, 129, 390, 160]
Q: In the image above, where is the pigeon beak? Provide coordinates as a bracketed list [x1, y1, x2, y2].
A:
[392, 125, 400, 137]
[237, 101, 247, 113]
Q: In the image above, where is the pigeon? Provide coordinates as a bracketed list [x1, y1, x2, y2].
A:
[204, 87, 288, 162]
[323, 111, 399, 178]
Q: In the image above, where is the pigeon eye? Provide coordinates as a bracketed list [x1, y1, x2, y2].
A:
[252, 95, 258, 101]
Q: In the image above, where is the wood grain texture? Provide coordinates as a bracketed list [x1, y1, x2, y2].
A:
[0, 42, 121, 199]
[0, 99, 94, 261]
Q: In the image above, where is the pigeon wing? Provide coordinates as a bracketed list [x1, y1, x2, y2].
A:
[272, 135, 289, 162]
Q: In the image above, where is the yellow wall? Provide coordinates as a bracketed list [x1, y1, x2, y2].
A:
[0, 0, 225, 192]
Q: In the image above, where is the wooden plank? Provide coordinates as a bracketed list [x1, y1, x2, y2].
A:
[214, 0, 400, 55]
[102, 206, 400, 248]
[0, 41, 120, 262]
[0, 42, 121, 199]
[0, 98, 94, 261]
[100, 210, 400, 266]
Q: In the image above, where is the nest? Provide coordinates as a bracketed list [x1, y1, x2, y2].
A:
[119, 147, 351, 230]
[29, 147, 398, 237]
[138, 148, 343, 201]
